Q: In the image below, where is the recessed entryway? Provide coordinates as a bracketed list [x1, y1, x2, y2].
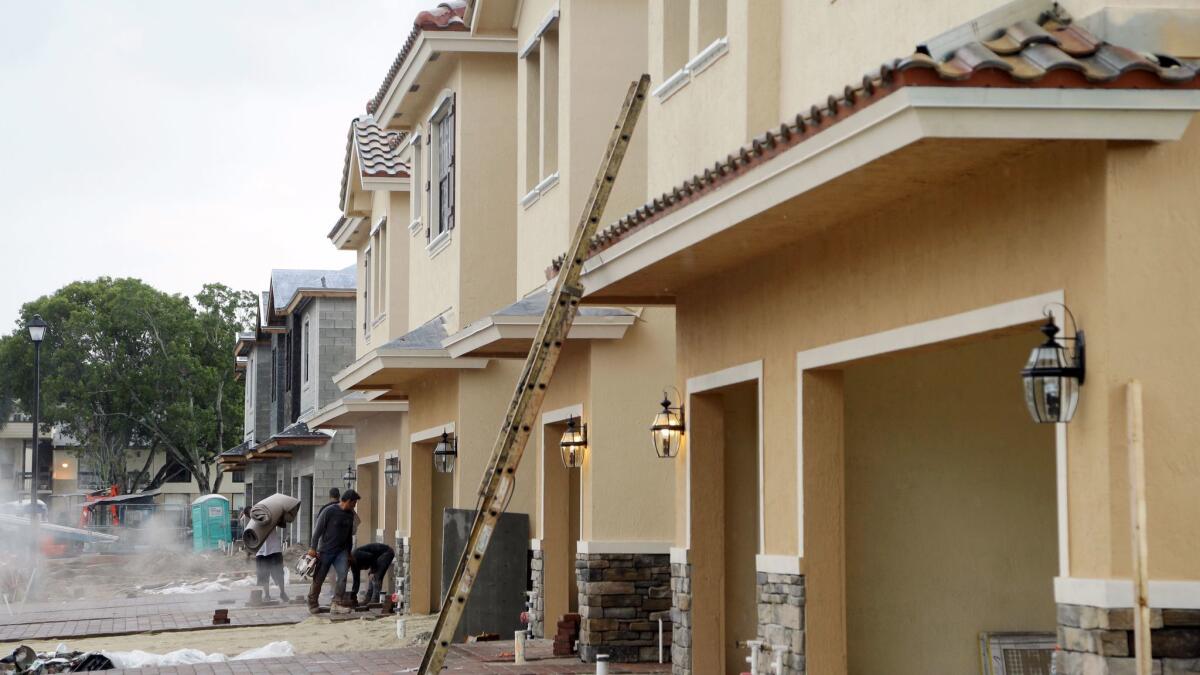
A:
[687, 364, 761, 675]
[539, 406, 584, 629]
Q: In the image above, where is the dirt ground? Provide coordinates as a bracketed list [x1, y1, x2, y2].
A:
[0, 613, 439, 658]
[0, 546, 307, 603]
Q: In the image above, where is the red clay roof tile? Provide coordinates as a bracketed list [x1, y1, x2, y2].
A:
[366, 1, 469, 116]
[547, 13, 1200, 277]
[339, 116, 410, 209]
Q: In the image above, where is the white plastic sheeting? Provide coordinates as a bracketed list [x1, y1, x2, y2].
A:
[101, 641, 294, 668]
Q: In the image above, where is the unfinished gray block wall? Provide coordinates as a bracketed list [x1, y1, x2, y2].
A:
[244, 343, 271, 443]
[299, 297, 357, 420]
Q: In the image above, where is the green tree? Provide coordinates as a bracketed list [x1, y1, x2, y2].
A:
[0, 279, 256, 494]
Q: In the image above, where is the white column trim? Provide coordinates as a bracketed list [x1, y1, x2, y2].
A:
[576, 540, 672, 555]
[756, 554, 802, 575]
[356, 454, 380, 466]
[670, 547, 689, 565]
[796, 290, 1070, 578]
[1055, 577, 1200, 609]
[685, 360, 764, 553]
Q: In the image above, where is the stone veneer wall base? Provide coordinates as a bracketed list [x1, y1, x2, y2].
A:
[1056, 603, 1200, 674]
[577, 553, 672, 663]
[530, 550, 545, 638]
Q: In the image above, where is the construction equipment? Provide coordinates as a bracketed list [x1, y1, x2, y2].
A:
[418, 74, 650, 674]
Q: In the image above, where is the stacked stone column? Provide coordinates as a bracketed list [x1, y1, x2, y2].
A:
[576, 553, 672, 663]
[529, 550, 545, 637]
[756, 572, 805, 675]
[394, 536, 411, 614]
[1056, 604, 1200, 673]
[670, 562, 692, 674]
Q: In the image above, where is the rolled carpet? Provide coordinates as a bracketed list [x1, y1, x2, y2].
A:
[242, 493, 300, 552]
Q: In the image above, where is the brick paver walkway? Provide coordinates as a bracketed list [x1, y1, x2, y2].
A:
[104, 641, 672, 674]
[0, 585, 313, 641]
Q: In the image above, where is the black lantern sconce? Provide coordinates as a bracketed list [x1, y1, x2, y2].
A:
[433, 430, 458, 474]
[650, 388, 685, 459]
[342, 463, 357, 489]
[1021, 305, 1085, 424]
[559, 416, 587, 469]
[384, 455, 401, 487]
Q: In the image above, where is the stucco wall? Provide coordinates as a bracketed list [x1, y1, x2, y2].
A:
[843, 333, 1057, 675]
[353, 412, 407, 544]
[673, 139, 1110, 568]
[516, 0, 650, 296]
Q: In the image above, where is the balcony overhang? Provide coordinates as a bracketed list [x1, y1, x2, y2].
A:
[334, 316, 488, 398]
[578, 87, 1200, 304]
[329, 216, 369, 251]
[442, 290, 636, 358]
[309, 393, 410, 429]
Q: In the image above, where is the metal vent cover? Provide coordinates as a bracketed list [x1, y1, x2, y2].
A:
[979, 631, 1056, 675]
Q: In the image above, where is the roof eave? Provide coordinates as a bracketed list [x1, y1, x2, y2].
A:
[376, 33, 518, 124]
[579, 86, 1200, 301]
[333, 349, 489, 393]
[443, 315, 636, 358]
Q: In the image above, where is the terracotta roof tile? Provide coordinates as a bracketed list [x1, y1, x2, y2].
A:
[366, 1, 469, 116]
[548, 14, 1200, 277]
[339, 116, 409, 209]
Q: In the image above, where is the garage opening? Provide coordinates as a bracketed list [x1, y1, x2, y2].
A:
[842, 331, 1057, 675]
[689, 379, 760, 674]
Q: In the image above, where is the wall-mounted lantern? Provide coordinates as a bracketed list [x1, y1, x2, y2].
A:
[384, 455, 401, 487]
[1021, 306, 1085, 424]
[559, 416, 587, 469]
[433, 430, 457, 474]
[342, 463, 357, 489]
[650, 388, 685, 459]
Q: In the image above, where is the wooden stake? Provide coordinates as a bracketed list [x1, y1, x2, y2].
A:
[1127, 380, 1152, 675]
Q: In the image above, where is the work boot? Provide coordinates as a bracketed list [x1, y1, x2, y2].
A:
[306, 577, 324, 614]
[280, 589, 290, 603]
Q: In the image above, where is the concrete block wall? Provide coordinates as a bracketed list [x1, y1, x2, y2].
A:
[301, 297, 357, 419]
[248, 462, 277, 506]
[251, 344, 271, 443]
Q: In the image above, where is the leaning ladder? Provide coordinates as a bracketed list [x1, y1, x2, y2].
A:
[418, 74, 650, 674]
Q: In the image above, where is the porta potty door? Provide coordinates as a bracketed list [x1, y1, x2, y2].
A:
[192, 495, 231, 551]
[191, 502, 205, 552]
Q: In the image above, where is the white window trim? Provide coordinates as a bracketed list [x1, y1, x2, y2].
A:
[407, 129, 423, 236]
[363, 243, 373, 336]
[427, 89, 455, 253]
[426, 228, 452, 257]
[519, 170, 559, 210]
[302, 318, 311, 386]
[652, 36, 729, 102]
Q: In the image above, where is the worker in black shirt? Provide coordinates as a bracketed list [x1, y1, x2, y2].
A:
[306, 489, 360, 613]
[350, 542, 396, 605]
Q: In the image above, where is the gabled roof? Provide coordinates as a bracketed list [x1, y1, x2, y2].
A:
[366, 1, 469, 116]
[550, 10, 1200, 275]
[269, 266, 357, 314]
[339, 116, 411, 212]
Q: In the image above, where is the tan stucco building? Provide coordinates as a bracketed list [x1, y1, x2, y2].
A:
[564, 2, 1200, 674]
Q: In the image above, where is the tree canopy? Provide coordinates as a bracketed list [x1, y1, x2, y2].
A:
[0, 278, 257, 494]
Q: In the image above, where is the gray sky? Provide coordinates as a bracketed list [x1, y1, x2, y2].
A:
[0, 1, 426, 330]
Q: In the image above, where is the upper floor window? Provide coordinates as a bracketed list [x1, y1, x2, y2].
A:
[409, 132, 423, 234]
[656, 0, 728, 99]
[370, 218, 387, 321]
[302, 318, 310, 383]
[428, 93, 456, 249]
[363, 245, 373, 334]
[270, 347, 277, 401]
[521, 10, 560, 203]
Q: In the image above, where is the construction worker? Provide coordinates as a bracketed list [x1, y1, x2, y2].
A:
[317, 487, 340, 518]
[306, 488, 359, 613]
[255, 523, 288, 602]
[349, 542, 395, 605]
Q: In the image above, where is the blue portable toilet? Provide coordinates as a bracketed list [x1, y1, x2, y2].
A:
[191, 494, 231, 551]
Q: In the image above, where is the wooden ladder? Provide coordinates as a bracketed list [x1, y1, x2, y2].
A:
[418, 74, 650, 674]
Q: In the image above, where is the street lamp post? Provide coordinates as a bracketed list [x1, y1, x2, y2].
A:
[26, 315, 47, 559]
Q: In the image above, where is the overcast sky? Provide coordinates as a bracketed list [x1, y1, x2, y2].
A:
[0, 1, 427, 331]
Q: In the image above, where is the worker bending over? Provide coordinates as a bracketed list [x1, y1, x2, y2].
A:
[350, 542, 395, 605]
[306, 489, 360, 613]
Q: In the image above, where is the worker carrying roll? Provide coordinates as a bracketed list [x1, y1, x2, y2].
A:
[242, 493, 301, 552]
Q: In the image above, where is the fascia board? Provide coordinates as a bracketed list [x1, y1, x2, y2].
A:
[442, 314, 635, 357]
[282, 289, 356, 316]
[361, 176, 412, 193]
[580, 86, 1200, 297]
[377, 34, 518, 123]
[330, 216, 367, 251]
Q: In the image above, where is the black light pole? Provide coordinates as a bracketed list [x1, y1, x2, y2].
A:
[27, 315, 47, 559]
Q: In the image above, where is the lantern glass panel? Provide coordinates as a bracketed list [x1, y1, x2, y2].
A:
[650, 408, 683, 458]
[1023, 343, 1080, 423]
[385, 457, 401, 487]
[559, 423, 586, 469]
[434, 440, 456, 473]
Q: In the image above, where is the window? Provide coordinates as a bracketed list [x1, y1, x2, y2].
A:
[520, 11, 560, 202]
[363, 245, 372, 334]
[409, 133, 423, 234]
[231, 469, 245, 483]
[370, 218, 387, 320]
[302, 318, 310, 383]
[428, 93, 455, 246]
[270, 347, 277, 401]
[655, 0, 729, 99]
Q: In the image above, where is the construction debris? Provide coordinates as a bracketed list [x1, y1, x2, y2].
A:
[0, 645, 113, 673]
